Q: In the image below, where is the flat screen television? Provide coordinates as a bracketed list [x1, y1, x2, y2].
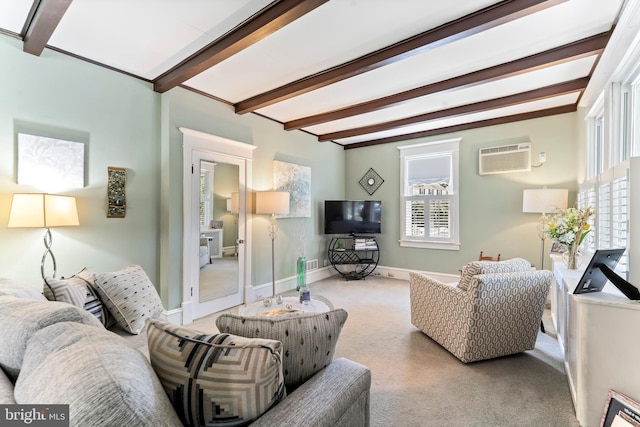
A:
[324, 200, 382, 235]
[574, 248, 640, 300]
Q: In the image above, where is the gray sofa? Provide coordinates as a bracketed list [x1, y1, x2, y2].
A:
[0, 279, 371, 426]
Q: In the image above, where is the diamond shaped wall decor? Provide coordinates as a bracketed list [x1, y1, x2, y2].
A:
[359, 168, 384, 195]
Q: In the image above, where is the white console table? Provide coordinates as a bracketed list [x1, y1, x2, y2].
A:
[551, 258, 640, 427]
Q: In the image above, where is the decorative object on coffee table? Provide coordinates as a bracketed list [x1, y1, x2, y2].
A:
[107, 167, 127, 218]
[359, 168, 384, 195]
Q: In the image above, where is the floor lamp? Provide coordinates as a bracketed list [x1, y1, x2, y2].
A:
[255, 191, 290, 303]
[226, 192, 239, 256]
[522, 188, 568, 270]
[7, 193, 80, 279]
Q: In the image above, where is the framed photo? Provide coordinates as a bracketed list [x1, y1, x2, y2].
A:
[211, 220, 223, 229]
[549, 241, 567, 254]
[601, 390, 640, 427]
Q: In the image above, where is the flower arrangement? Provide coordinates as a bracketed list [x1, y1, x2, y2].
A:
[546, 206, 594, 269]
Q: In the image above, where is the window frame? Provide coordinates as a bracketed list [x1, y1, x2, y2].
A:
[398, 138, 461, 250]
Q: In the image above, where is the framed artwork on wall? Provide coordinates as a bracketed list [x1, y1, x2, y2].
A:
[107, 167, 127, 218]
[17, 133, 84, 188]
[273, 160, 311, 218]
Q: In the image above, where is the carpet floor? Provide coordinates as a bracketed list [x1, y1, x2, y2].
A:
[192, 274, 579, 427]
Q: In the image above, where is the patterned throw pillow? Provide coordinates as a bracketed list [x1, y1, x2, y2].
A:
[216, 309, 348, 392]
[93, 265, 163, 334]
[458, 258, 531, 291]
[43, 268, 113, 327]
[146, 319, 285, 426]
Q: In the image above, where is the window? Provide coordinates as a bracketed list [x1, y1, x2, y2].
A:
[398, 138, 460, 250]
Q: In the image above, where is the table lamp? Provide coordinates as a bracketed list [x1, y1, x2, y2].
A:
[7, 193, 79, 279]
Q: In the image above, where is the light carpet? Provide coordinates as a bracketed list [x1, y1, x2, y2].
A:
[191, 274, 579, 426]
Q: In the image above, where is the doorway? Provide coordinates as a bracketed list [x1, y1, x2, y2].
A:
[181, 128, 255, 323]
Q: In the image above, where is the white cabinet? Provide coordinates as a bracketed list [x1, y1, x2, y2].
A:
[551, 258, 640, 427]
[201, 229, 223, 259]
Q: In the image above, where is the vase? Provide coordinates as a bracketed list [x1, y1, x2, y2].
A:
[563, 243, 580, 270]
[296, 257, 306, 291]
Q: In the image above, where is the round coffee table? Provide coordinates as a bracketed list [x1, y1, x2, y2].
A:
[240, 295, 333, 317]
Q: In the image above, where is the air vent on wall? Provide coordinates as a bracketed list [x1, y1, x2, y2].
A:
[478, 142, 531, 175]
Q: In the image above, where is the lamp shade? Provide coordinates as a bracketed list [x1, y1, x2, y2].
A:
[522, 188, 568, 214]
[8, 194, 79, 228]
[255, 191, 290, 215]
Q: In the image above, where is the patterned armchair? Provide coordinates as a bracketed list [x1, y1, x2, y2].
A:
[409, 259, 553, 363]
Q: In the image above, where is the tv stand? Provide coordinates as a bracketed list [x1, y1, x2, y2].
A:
[328, 236, 379, 280]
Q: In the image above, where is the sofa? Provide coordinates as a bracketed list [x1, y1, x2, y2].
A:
[0, 277, 371, 426]
[410, 258, 553, 363]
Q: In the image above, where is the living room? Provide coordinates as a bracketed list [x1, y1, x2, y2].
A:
[2, 1, 640, 426]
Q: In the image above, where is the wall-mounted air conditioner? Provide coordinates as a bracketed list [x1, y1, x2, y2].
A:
[478, 142, 531, 175]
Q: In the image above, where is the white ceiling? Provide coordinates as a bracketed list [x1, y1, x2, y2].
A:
[0, 0, 630, 148]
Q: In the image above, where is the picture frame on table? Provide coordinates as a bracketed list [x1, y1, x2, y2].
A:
[601, 390, 640, 427]
[549, 241, 567, 254]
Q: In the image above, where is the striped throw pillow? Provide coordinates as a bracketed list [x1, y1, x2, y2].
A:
[146, 319, 285, 426]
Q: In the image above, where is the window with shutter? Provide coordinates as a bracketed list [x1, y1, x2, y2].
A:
[399, 138, 460, 250]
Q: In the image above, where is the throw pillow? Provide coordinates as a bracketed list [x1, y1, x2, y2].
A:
[43, 268, 113, 327]
[458, 258, 531, 291]
[14, 322, 183, 426]
[93, 265, 163, 334]
[0, 295, 103, 381]
[216, 309, 348, 392]
[146, 319, 285, 426]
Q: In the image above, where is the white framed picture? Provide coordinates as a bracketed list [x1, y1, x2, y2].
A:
[17, 133, 84, 189]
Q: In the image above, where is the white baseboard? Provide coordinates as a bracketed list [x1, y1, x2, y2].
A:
[245, 266, 336, 303]
[373, 265, 459, 283]
[160, 307, 184, 325]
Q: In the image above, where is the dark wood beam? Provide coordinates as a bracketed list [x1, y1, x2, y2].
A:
[23, 0, 73, 56]
[235, 0, 567, 114]
[153, 0, 329, 93]
[343, 105, 577, 149]
[286, 32, 609, 130]
[318, 77, 587, 141]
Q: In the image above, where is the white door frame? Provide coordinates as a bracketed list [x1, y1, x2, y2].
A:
[180, 127, 255, 324]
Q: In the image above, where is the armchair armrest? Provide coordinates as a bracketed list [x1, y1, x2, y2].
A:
[251, 358, 371, 427]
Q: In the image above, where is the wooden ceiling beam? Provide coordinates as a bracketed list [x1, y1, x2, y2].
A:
[153, 0, 329, 93]
[286, 32, 610, 130]
[343, 105, 576, 149]
[318, 77, 587, 141]
[23, 0, 73, 56]
[234, 0, 567, 114]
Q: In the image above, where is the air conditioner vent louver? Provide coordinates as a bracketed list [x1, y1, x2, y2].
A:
[479, 142, 531, 175]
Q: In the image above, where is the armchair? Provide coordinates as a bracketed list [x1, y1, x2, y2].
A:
[409, 262, 552, 363]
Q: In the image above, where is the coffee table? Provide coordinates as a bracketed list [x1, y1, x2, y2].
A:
[240, 295, 333, 317]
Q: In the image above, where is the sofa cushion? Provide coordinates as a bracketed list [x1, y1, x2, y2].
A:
[458, 258, 531, 291]
[0, 295, 103, 381]
[44, 268, 114, 327]
[14, 322, 182, 426]
[0, 278, 46, 301]
[216, 309, 348, 392]
[93, 265, 163, 334]
[146, 319, 285, 426]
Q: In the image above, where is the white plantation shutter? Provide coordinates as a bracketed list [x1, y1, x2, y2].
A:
[597, 182, 611, 249]
[399, 138, 460, 250]
[612, 176, 628, 276]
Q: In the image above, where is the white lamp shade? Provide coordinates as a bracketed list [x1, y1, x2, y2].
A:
[255, 191, 290, 215]
[8, 193, 79, 228]
[522, 189, 568, 214]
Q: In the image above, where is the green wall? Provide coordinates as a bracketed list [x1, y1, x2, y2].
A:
[0, 35, 161, 290]
[345, 113, 579, 275]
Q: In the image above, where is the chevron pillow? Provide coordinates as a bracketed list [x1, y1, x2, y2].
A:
[146, 319, 285, 426]
[43, 268, 113, 328]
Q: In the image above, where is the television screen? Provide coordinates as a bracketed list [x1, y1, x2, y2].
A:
[324, 200, 382, 234]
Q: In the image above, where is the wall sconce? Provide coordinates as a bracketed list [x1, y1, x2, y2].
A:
[7, 193, 79, 279]
[255, 191, 290, 304]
